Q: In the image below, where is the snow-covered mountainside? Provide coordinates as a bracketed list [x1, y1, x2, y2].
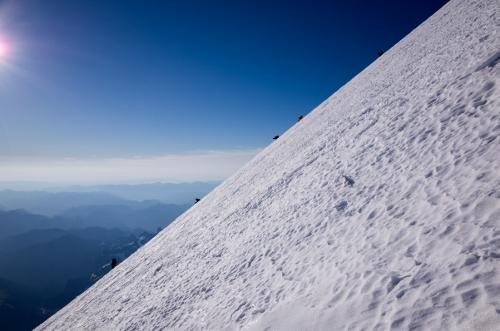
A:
[37, 1, 500, 330]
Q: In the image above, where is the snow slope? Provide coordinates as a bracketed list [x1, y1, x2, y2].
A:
[37, 0, 500, 330]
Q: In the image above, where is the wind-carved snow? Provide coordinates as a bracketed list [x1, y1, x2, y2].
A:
[37, 0, 500, 330]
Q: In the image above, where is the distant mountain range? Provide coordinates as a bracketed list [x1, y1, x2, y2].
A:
[0, 277, 45, 331]
[0, 181, 219, 210]
[0, 226, 156, 331]
[54, 182, 219, 204]
[0, 201, 186, 239]
[60, 202, 188, 232]
[0, 210, 64, 240]
[0, 226, 153, 291]
[0, 183, 206, 330]
[0, 190, 136, 216]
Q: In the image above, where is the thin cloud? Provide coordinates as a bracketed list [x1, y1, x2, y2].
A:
[0, 149, 260, 184]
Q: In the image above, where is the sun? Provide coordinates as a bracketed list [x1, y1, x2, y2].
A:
[0, 41, 9, 58]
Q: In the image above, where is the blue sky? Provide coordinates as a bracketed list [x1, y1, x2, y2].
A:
[0, 0, 447, 183]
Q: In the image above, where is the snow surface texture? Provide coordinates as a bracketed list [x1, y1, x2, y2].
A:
[38, 1, 500, 330]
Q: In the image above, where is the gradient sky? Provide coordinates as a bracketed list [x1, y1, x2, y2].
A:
[0, 0, 448, 184]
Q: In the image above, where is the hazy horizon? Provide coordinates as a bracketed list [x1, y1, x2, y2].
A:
[0, 179, 221, 189]
[0, 149, 259, 185]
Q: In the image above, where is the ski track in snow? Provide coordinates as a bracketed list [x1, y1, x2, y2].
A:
[38, 0, 500, 330]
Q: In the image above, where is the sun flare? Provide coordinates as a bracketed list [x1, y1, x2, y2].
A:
[0, 40, 9, 58]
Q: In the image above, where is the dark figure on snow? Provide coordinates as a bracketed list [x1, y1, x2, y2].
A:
[298, 115, 304, 122]
[194, 198, 201, 204]
[111, 258, 118, 269]
[377, 50, 385, 57]
[343, 175, 355, 187]
[273, 135, 280, 140]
